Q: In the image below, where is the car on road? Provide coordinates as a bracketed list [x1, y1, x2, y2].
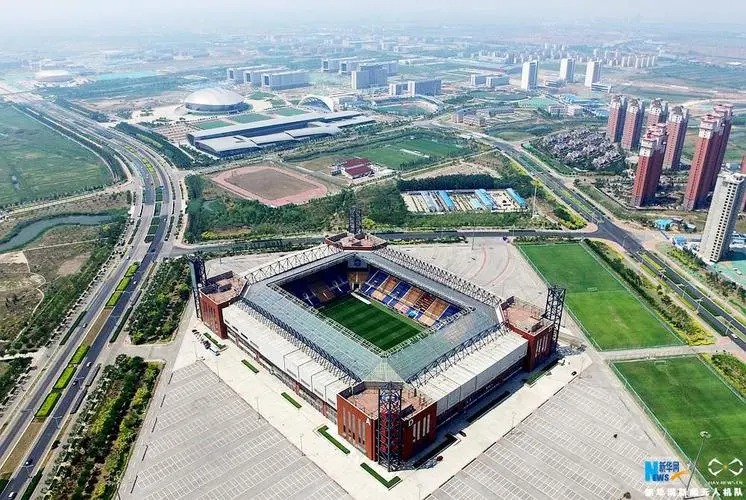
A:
[86, 362, 92, 368]
[24, 458, 33, 466]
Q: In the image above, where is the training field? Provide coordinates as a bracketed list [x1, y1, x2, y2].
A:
[339, 137, 464, 171]
[320, 295, 424, 351]
[211, 166, 327, 206]
[230, 113, 270, 124]
[271, 107, 307, 116]
[289, 134, 468, 173]
[519, 243, 679, 350]
[193, 119, 232, 129]
[614, 356, 746, 486]
[0, 105, 111, 206]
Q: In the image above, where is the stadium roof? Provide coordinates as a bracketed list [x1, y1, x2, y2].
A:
[195, 126, 343, 154]
[188, 111, 363, 142]
[237, 248, 503, 383]
[184, 87, 245, 108]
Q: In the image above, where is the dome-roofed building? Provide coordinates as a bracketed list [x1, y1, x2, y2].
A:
[35, 69, 74, 83]
[184, 88, 247, 113]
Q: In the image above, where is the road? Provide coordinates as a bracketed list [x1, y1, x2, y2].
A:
[0, 100, 182, 498]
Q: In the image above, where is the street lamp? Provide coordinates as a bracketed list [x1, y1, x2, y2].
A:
[685, 430, 710, 495]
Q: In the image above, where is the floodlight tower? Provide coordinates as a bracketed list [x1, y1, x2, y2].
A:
[187, 254, 207, 319]
[377, 381, 403, 472]
[542, 284, 566, 351]
[348, 206, 363, 235]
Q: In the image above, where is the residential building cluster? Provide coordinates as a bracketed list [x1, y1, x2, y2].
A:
[535, 128, 623, 171]
[608, 95, 736, 214]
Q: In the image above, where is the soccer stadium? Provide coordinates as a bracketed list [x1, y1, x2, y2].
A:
[195, 224, 563, 470]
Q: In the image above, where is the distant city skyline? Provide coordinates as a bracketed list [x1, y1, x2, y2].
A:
[2, 0, 746, 39]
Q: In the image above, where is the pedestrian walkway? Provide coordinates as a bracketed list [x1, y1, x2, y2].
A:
[599, 342, 733, 362]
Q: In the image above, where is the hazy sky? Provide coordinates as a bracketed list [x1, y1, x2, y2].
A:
[2, 0, 746, 37]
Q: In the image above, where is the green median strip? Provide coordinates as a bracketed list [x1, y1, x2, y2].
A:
[281, 392, 302, 409]
[318, 425, 350, 454]
[110, 305, 133, 343]
[20, 471, 42, 500]
[70, 344, 90, 365]
[106, 290, 123, 308]
[241, 359, 259, 374]
[360, 463, 401, 489]
[36, 391, 61, 419]
[116, 276, 131, 291]
[124, 261, 140, 277]
[38, 342, 90, 419]
[53, 366, 76, 390]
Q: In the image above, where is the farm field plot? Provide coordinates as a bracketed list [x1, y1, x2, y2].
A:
[230, 113, 270, 123]
[519, 243, 680, 350]
[193, 119, 232, 129]
[614, 356, 746, 487]
[0, 105, 111, 206]
[320, 295, 423, 351]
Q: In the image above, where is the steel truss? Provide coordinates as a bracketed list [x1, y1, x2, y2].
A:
[270, 285, 386, 356]
[375, 247, 502, 307]
[377, 381, 403, 472]
[243, 245, 341, 285]
[543, 284, 566, 352]
[237, 299, 359, 383]
[408, 325, 503, 387]
[348, 206, 362, 235]
[187, 254, 207, 319]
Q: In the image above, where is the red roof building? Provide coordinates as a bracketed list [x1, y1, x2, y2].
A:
[340, 157, 371, 169]
[344, 164, 374, 179]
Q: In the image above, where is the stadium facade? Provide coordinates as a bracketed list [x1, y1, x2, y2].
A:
[194, 231, 562, 470]
[183, 88, 248, 114]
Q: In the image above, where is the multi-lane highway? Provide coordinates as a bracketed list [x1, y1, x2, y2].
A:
[0, 101, 182, 498]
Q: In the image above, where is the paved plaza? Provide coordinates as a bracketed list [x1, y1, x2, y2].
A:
[430, 364, 675, 500]
[119, 362, 348, 500]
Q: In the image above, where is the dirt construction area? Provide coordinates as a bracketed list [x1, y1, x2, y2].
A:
[211, 166, 328, 207]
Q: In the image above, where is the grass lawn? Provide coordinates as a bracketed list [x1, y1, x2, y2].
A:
[249, 91, 274, 100]
[231, 113, 270, 124]
[520, 243, 679, 350]
[614, 356, 746, 487]
[0, 105, 111, 206]
[320, 295, 424, 351]
[271, 107, 307, 116]
[194, 119, 231, 129]
[341, 137, 464, 170]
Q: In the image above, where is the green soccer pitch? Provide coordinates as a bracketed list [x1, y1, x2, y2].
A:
[519, 243, 681, 350]
[614, 356, 746, 487]
[319, 295, 424, 351]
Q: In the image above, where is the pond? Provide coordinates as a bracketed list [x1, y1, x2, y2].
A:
[0, 214, 114, 253]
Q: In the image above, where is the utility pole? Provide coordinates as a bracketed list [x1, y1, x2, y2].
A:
[685, 430, 710, 496]
[532, 184, 537, 218]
